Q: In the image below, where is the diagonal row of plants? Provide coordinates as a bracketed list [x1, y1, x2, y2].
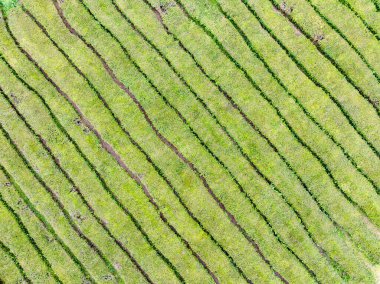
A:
[0, 0, 378, 282]
[211, 0, 380, 193]
[16, 1, 286, 282]
[90, 0, 380, 266]
[17, 2, 282, 282]
[0, 86, 160, 283]
[0, 171, 58, 284]
[172, 0, 380, 183]
[0, 163, 97, 283]
[202, 0, 380, 206]
[0, 54, 209, 284]
[297, 0, 380, 82]
[3, 52, 174, 282]
[267, 0, 380, 117]
[0, 12, 356, 284]
[233, 0, 380, 183]
[0, 16, 240, 282]
[0, 15, 226, 284]
[310, 0, 380, 66]
[47, 0, 368, 280]
[61, 1, 319, 282]
[0, 201, 52, 283]
[0, 238, 30, 283]
[0, 102, 151, 282]
[0, 5, 288, 282]
[223, 0, 380, 160]
[19, 0, 380, 280]
[113, 0, 375, 202]
[0, 60, 210, 283]
[113, 0, 380, 251]
[165, 0, 380, 195]
[12, 0, 380, 280]
[93, 0, 380, 260]
[91, 0, 380, 280]
[72, 0, 342, 282]
[84, 0, 362, 282]
[1, 133, 105, 279]
[0, 17, 229, 284]
[136, 0, 380, 227]
[9, 7, 229, 283]
[2, 2, 332, 284]
[334, 0, 380, 39]
[110, 0, 380, 258]
[164, 0, 380, 226]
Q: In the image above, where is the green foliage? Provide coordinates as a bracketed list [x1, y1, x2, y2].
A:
[0, 0, 18, 13]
